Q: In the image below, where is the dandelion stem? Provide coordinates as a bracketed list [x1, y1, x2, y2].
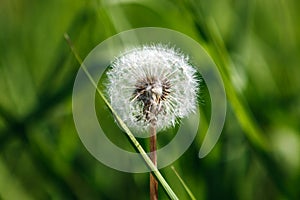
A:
[150, 121, 158, 200]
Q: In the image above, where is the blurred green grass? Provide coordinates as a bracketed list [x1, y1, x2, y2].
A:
[0, 0, 300, 199]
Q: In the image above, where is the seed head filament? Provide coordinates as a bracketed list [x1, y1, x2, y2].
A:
[107, 45, 198, 133]
[132, 75, 171, 125]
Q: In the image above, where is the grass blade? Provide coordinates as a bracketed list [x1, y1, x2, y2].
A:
[64, 33, 179, 200]
[171, 166, 196, 200]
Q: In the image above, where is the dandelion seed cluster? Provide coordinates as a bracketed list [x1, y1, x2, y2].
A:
[106, 45, 198, 133]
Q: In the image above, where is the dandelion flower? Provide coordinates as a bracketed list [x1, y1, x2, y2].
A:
[106, 44, 198, 134]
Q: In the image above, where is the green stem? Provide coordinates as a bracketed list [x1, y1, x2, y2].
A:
[64, 33, 179, 200]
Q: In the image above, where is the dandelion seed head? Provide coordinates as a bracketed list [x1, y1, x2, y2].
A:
[106, 44, 199, 134]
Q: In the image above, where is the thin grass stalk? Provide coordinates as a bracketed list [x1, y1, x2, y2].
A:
[171, 166, 196, 200]
[64, 33, 179, 200]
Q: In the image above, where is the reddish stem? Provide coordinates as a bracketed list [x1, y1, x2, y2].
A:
[150, 123, 158, 200]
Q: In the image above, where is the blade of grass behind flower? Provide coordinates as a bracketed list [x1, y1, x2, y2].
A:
[64, 33, 179, 200]
[205, 19, 293, 198]
[184, 1, 293, 197]
[171, 166, 196, 200]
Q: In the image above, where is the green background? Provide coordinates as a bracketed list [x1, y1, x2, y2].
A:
[0, 0, 299, 199]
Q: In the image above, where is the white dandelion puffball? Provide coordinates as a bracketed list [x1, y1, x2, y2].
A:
[106, 45, 199, 134]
